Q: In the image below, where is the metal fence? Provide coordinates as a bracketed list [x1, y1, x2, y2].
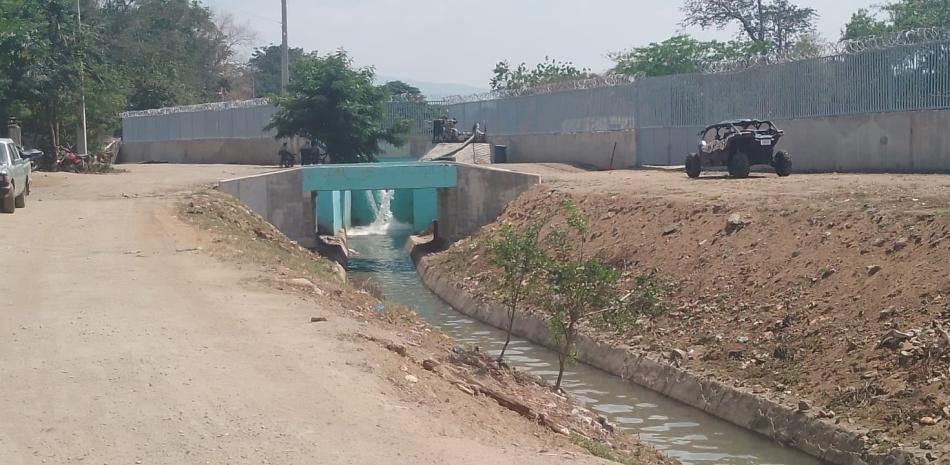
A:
[122, 100, 440, 142]
[635, 39, 950, 129]
[122, 36, 950, 154]
[444, 85, 637, 136]
[121, 100, 277, 142]
[383, 101, 445, 136]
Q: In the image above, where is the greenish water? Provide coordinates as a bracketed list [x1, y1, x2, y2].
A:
[346, 233, 820, 465]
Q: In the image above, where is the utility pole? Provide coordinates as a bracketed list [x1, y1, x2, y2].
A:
[281, 0, 289, 92]
[77, 0, 89, 157]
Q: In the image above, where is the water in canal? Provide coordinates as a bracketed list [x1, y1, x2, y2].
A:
[346, 215, 818, 465]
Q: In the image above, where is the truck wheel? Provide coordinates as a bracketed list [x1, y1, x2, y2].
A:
[685, 153, 701, 178]
[1, 190, 14, 214]
[729, 152, 750, 178]
[15, 189, 25, 208]
[774, 151, 792, 177]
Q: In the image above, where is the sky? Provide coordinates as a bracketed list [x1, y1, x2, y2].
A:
[206, 0, 878, 91]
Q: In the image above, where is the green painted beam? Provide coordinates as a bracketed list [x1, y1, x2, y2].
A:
[412, 189, 437, 233]
[302, 162, 457, 192]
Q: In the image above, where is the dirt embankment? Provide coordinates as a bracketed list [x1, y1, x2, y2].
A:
[429, 173, 950, 458]
[181, 189, 675, 465]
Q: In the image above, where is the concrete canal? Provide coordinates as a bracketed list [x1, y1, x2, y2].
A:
[345, 217, 820, 465]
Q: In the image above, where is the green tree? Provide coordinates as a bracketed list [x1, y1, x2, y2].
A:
[843, 0, 950, 40]
[246, 45, 308, 97]
[487, 222, 544, 361]
[842, 9, 890, 40]
[100, 0, 237, 109]
[266, 51, 409, 164]
[539, 200, 625, 391]
[490, 57, 592, 93]
[681, 0, 818, 53]
[383, 80, 425, 102]
[609, 35, 755, 77]
[2, 0, 246, 158]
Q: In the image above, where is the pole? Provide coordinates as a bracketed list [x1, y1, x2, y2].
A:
[77, 0, 88, 157]
[281, 0, 289, 92]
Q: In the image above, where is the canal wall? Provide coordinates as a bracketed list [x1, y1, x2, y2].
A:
[435, 164, 542, 242]
[490, 130, 636, 170]
[412, 254, 926, 465]
[218, 168, 317, 248]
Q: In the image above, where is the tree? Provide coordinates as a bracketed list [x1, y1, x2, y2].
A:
[842, 0, 950, 40]
[246, 45, 308, 97]
[266, 51, 409, 164]
[539, 200, 624, 391]
[681, 0, 818, 53]
[383, 80, 425, 102]
[842, 9, 890, 41]
[609, 35, 754, 77]
[490, 57, 592, 93]
[100, 0, 239, 109]
[487, 222, 544, 361]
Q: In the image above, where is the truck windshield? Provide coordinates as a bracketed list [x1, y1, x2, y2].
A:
[0, 144, 8, 165]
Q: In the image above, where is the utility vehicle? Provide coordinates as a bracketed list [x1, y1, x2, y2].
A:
[686, 119, 791, 178]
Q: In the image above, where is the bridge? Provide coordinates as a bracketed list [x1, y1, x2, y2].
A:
[302, 162, 458, 234]
[218, 162, 540, 248]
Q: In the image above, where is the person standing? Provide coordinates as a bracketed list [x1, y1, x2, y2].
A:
[278, 142, 295, 168]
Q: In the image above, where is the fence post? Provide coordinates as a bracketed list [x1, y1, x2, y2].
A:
[7, 118, 22, 146]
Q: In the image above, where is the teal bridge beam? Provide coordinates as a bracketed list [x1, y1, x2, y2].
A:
[302, 162, 457, 235]
[301, 162, 457, 192]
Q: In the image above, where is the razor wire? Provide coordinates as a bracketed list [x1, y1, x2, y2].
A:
[703, 27, 950, 74]
[120, 98, 270, 119]
[442, 74, 633, 104]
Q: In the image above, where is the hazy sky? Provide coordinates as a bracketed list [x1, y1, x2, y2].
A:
[207, 0, 878, 89]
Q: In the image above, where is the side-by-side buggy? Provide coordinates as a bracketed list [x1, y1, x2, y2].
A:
[686, 119, 792, 178]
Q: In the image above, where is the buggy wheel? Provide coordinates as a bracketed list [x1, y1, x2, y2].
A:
[728, 152, 750, 178]
[685, 153, 701, 178]
[774, 151, 792, 177]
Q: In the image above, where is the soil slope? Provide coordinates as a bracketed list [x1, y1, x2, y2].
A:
[430, 169, 950, 459]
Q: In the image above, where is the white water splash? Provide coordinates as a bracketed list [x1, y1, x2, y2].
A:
[348, 190, 412, 236]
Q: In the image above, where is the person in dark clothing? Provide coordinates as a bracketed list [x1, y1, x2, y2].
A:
[278, 142, 295, 168]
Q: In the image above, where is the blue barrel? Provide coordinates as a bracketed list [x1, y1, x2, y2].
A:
[492, 145, 508, 164]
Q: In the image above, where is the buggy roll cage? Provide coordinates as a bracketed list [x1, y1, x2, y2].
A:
[699, 120, 783, 141]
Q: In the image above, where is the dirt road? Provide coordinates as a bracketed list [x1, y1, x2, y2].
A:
[0, 165, 610, 465]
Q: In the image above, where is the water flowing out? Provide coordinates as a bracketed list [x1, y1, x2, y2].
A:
[345, 200, 818, 465]
[349, 190, 412, 236]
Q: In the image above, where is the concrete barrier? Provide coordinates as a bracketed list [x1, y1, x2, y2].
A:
[435, 164, 542, 242]
[119, 138, 283, 165]
[122, 136, 433, 166]
[491, 130, 636, 169]
[413, 256, 926, 465]
[776, 109, 950, 173]
[218, 169, 317, 247]
[638, 109, 950, 173]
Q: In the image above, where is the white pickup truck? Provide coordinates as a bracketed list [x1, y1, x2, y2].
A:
[0, 138, 32, 213]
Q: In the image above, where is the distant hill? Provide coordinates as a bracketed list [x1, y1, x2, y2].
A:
[376, 75, 487, 100]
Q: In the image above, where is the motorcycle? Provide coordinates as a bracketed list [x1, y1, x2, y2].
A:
[19, 147, 44, 171]
[57, 147, 86, 173]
